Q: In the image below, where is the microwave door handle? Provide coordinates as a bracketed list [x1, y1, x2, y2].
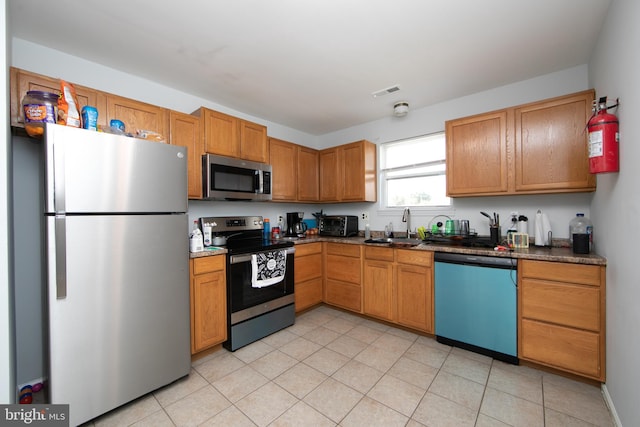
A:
[255, 171, 263, 194]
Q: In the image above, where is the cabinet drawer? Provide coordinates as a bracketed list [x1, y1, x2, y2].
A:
[295, 253, 322, 282]
[396, 249, 433, 267]
[325, 279, 361, 312]
[295, 242, 322, 257]
[521, 260, 601, 286]
[193, 256, 225, 275]
[326, 254, 361, 284]
[364, 246, 394, 261]
[522, 279, 600, 331]
[295, 278, 323, 312]
[325, 242, 361, 257]
[521, 319, 601, 379]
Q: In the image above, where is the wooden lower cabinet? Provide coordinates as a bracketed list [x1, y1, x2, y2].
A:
[324, 243, 362, 312]
[294, 243, 323, 312]
[519, 259, 605, 381]
[190, 256, 227, 354]
[362, 247, 434, 333]
[396, 250, 433, 333]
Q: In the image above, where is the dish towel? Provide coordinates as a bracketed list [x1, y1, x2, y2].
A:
[251, 250, 287, 288]
[534, 210, 552, 246]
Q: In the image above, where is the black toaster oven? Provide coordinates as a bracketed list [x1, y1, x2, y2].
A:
[318, 215, 359, 237]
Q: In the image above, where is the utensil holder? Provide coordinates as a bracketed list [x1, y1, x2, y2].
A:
[489, 226, 501, 245]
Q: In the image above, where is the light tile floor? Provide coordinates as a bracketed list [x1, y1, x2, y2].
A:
[83, 305, 615, 426]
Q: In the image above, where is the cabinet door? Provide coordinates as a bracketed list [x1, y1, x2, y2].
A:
[341, 140, 377, 202]
[201, 109, 240, 158]
[170, 111, 202, 199]
[446, 110, 509, 196]
[515, 91, 596, 193]
[106, 94, 169, 138]
[396, 263, 433, 333]
[363, 260, 394, 321]
[240, 119, 268, 163]
[10, 67, 105, 128]
[191, 270, 227, 353]
[319, 147, 340, 201]
[297, 146, 320, 201]
[269, 138, 298, 201]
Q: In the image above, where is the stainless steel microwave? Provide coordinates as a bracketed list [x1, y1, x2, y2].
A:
[202, 154, 272, 201]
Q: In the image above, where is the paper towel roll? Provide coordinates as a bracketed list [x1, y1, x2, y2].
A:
[534, 210, 551, 246]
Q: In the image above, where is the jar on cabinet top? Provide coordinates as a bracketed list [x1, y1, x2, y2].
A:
[22, 91, 59, 137]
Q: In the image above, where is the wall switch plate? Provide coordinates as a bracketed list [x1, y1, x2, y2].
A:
[361, 212, 369, 221]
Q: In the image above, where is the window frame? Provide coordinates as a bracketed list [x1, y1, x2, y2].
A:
[377, 132, 453, 214]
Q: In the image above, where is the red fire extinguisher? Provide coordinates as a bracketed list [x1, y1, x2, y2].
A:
[588, 96, 619, 174]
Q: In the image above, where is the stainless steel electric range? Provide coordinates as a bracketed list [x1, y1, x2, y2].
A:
[199, 216, 295, 351]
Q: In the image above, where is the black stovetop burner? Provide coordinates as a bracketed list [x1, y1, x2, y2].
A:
[199, 215, 294, 255]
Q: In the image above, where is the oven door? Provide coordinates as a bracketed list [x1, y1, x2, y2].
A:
[227, 246, 295, 325]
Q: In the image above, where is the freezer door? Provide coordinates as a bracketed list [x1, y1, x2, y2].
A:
[46, 214, 190, 426]
[44, 123, 187, 214]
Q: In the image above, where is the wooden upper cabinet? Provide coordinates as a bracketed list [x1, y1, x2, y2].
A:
[341, 140, 377, 202]
[319, 147, 340, 201]
[240, 119, 268, 163]
[515, 91, 596, 193]
[196, 108, 239, 157]
[10, 67, 106, 128]
[446, 110, 509, 196]
[193, 107, 267, 162]
[170, 111, 202, 199]
[320, 140, 377, 202]
[446, 90, 596, 197]
[269, 137, 298, 201]
[105, 94, 169, 138]
[297, 146, 319, 201]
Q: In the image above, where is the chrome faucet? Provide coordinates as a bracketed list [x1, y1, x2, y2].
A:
[402, 207, 411, 238]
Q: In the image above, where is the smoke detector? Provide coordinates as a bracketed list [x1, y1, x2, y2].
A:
[393, 101, 409, 117]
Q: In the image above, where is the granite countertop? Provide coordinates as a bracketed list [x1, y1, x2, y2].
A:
[190, 235, 606, 266]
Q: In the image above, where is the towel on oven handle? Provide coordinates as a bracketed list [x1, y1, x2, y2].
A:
[251, 250, 287, 288]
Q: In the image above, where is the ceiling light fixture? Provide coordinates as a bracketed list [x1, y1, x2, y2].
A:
[393, 101, 409, 117]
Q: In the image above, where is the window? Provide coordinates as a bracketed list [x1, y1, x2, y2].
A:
[380, 132, 450, 208]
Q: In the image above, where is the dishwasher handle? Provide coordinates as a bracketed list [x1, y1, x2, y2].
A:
[434, 252, 516, 269]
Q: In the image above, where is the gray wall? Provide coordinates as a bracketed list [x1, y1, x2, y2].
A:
[589, 0, 640, 424]
[11, 136, 45, 387]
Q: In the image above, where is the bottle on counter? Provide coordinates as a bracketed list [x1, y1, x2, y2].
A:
[569, 213, 593, 254]
[263, 218, 271, 240]
[203, 222, 212, 247]
[189, 220, 204, 253]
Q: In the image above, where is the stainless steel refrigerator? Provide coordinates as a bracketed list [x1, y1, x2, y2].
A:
[42, 124, 190, 426]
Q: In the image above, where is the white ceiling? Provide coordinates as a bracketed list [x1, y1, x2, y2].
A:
[8, 0, 612, 135]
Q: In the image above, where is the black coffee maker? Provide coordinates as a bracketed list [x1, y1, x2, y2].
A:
[286, 212, 307, 237]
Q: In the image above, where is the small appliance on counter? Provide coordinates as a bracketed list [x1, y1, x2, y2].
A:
[285, 212, 307, 237]
[318, 215, 359, 237]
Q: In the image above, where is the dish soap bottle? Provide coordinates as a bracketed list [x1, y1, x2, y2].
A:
[189, 220, 204, 252]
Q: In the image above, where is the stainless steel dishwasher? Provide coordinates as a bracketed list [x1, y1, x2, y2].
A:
[434, 252, 518, 364]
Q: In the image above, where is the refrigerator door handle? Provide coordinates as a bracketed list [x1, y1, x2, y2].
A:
[55, 215, 67, 299]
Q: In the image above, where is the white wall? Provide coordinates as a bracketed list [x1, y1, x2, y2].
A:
[2, 0, 16, 403]
[589, 0, 640, 425]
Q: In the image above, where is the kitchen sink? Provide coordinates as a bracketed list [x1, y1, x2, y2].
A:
[363, 238, 423, 247]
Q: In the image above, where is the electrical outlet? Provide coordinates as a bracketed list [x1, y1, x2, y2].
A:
[510, 211, 519, 223]
[361, 211, 369, 221]
[278, 215, 284, 224]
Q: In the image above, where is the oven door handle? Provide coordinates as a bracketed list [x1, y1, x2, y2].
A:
[229, 246, 295, 265]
